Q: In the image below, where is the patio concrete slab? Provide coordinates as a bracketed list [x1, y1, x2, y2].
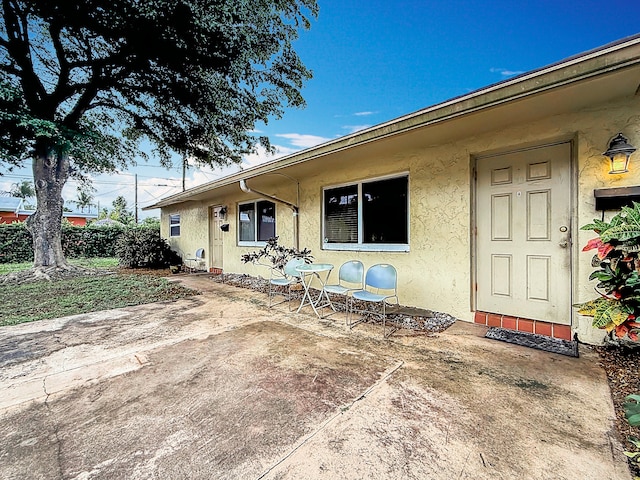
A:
[0, 276, 630, 479]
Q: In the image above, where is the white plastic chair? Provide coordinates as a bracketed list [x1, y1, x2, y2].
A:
[185, 248, 205, 273]
[324, 260, 364, 322]
[350, 264, 399, 338]
[269, 257, 306, 310]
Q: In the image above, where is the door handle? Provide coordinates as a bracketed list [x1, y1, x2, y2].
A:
[559, 241, 568, 248]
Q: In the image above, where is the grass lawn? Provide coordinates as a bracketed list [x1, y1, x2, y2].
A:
[0, 260, 197, 326]
[0, 257, 119, 275]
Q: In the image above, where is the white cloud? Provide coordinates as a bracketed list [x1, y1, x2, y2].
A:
[354, 111, 377, 116]
[490, 67, 525, 77]
[342, 124, 371, 134]
[275, 133, 332, 148]
[0, 179, 13, 195]
[241, 143, 298, 169]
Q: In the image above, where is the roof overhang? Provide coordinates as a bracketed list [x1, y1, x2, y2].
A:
[145, 34, 640, 210]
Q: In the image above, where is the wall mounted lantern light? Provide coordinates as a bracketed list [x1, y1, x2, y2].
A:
[604, 133, 636, 174]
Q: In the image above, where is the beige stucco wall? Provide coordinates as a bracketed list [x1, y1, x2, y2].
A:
[160, 203, 209, 265]
[161, 94, 640, 345]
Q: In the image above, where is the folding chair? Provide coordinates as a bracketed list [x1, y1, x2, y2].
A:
[269, 257, 306, 310]
[350, 264, 399, 338]
[324, 260, 364, 323]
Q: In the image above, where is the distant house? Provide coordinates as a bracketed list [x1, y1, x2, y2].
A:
[0, 197, 28, 224]
[0, 197, 97, 226]
[145, 35, 640, 345]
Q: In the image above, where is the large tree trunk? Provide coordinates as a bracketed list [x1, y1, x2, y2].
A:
[26, 141, 70, 269]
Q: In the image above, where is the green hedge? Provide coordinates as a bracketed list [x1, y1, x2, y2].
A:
[0, 223, 33, 263]
[0, 222, 128, 263]
[62, 223, 125, 258]
[115, 226, 181, 268]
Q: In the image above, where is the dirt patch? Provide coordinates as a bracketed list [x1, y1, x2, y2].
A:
[0, 321, 394, 480]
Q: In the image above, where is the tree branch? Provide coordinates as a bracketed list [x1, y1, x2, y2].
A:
[49, 20, 71, 102]
[2, 0, 48, 111]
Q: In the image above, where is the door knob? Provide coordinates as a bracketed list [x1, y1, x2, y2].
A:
[559, 241, 568, 248]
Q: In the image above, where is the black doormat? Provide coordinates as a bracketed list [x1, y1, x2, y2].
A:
[485, 327, 579, 357]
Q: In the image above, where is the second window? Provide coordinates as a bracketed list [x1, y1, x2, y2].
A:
[323, 174, 408, 251]
[238, 200, 276, 245]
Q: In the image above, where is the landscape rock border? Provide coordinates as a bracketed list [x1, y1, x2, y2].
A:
[213, 273, 457, 334]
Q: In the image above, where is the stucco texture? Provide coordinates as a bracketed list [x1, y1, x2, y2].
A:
[161, 94, 640, 345]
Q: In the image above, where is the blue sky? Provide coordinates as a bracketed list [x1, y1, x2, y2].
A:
[3, 0, 640, 218]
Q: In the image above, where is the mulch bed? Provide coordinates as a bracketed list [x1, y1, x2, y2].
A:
[596, 345, 640, 476]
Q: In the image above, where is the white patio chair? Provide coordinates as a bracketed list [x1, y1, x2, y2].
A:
[185, 248, 205, 273]
[350, 264, 399, 338]
[269, 257, 306, 310]
[323, 260, 364, 323]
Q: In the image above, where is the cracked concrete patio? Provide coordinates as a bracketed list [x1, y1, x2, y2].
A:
[0, 275, 631, 479]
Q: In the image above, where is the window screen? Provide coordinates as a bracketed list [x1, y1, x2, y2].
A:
[324, 185, 358, 243]
[323, 175, 408, 250]
[169, 214, 180, 237]
[238, 200, 276, 243]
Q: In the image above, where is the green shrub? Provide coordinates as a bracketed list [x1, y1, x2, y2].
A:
[0, 223, 33, 263]
[576, 202, 640, 342]
[624, 395, 640, 479]
[115, 225, 181, 268]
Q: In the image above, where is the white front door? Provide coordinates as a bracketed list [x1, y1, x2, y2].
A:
[209, 206, 224, 269]
[476, 142, 572, 324]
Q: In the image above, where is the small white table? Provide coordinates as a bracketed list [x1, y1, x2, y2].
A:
[296, 263, 334, 318]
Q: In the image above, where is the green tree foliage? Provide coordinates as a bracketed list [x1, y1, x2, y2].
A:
[73, 187, 95, 213]
[108, 195, 134, 225]
[141, 217, 161, 228]
[8, 179, 34, 199]
[0, 0, 317, 269]
[115, 226, 181, 269]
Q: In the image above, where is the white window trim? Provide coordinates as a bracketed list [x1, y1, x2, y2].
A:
[169, 214, 181, 237]
[322, 172, 410, 252]
[237, 199, 276, 247]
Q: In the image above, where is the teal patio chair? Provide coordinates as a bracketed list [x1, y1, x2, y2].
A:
[323, 260, 364, 323]
[269, 257, 306, 310]
[350, 264, 399, 338]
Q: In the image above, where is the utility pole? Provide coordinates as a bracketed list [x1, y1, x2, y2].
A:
[134, 174, 138, 224]
[182, 156, 187, 191]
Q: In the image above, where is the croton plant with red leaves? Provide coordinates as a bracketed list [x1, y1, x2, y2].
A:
[576, 203, 640, 342]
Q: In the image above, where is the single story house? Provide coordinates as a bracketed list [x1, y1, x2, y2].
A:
[0, 197, 98, 226]
[146, 35, 640, 345]
[0, 197, 27, 224]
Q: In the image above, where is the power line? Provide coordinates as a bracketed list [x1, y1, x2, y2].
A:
[1, 174, 182, 187]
